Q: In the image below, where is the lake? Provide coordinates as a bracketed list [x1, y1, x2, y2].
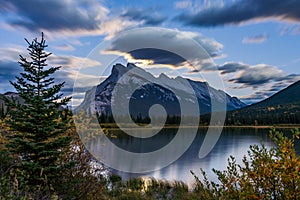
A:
[86, 127, 298, 187]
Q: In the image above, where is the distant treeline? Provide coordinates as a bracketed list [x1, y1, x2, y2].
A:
[3, 103, 300, 125]
[96, 105, 300, 126]
[224, 105, 300, 125]
[97, 112, 182, 125]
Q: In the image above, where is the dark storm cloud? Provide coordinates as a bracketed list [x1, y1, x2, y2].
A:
[0, 60, 75, 91]
[176, 0, 300, 27]
[129, 48, 185, 66]
[228, 64, 286, 88]
[218, 62, 248, 74]
[1, 0, 105, 31]
[0, 60, 100, 98]
[105, 28, 223, 70]
[0, 61, 20, 83]
[108, 28, 223, 58]
[220, 62, 300, 89]
[121, 8, 167, 25]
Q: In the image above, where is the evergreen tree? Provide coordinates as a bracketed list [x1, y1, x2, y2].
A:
[4, 33, 71, 188]
[0, 103, 4, 118]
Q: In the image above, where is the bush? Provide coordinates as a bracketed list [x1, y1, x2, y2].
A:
[192, 129, 300, 200]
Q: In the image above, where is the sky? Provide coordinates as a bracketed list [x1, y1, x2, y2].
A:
[0, 0, 300, 106]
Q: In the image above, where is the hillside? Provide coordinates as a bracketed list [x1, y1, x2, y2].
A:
[0, 92, 23, 118]
[248, 80, 300, 108]
[225, 80, 300, 125]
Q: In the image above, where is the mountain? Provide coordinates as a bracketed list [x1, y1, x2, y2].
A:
[78, 63, 246, 121]
[0, 92, 24, 118]
[248, 80, 300, 109]
[0, 92, 66, 118]
[225, 80, 300, 125]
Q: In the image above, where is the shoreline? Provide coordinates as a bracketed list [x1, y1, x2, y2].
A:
[99, 123, 300, 129]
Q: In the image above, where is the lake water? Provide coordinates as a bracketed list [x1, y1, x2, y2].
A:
[87, 127, 298, 187]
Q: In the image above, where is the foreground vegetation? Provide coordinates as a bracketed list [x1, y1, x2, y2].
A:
[1, 34, 300, 199]
[1, 120, 300, 199]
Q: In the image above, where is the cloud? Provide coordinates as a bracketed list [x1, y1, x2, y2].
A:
[240, 80, 298, 104]
[1, 0, 106, 30]
[121, 8, 167, 25]
[55, 70, 103, 92]
[218, 62, 248, 74]
[284, 74, 300, 84]
[0, 45, 100, 70]
[48, 54, 101, 70]
[53, 44, 75, 51]
[228, 64, 286, 88]
[176, 0, 300, 27]
[218, 62, 299, 103]
[220, 62, 300, 89]
[0, 0, 135, 39]
[104, 28, 223, 71]
[0, 61, 103, 102]
[0, 46, 25, 61]
[240, 89, 275, 104]
[0, 58, 75, 94]
[67, 72, 107, 107]
[0, 60, 20, 83]
[129, 48, 185, 66]
[174, 1, 193, 9]
[242, 33, 268, 44]
[0, 59, 74, 95]
[96, 17, 138, 40]
[279, 24, 300, 35]
[0, 45, 103, 98]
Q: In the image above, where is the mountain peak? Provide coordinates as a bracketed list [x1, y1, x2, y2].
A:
[127, 62, 137, 69]
[111, 63, 127, 75]
[78, 63, 246, 116]
[158, 73, 169, 80]
[111, 63, 144, 77]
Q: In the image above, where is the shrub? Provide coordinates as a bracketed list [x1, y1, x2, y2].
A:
[192, 129, 300, 200]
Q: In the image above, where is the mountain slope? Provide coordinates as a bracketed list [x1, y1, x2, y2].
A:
[77, 63, 246, 120]
[0, 92, 24, 118]
[248, 80, 300, 109]
[225, 80, 300, 125]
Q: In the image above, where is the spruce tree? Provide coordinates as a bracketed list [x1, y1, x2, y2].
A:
[4, 33, 71, 187]
[0, 103, 4, 118]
